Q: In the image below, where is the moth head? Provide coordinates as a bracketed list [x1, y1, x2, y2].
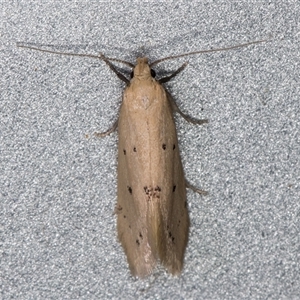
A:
[131, 57, 156, 79]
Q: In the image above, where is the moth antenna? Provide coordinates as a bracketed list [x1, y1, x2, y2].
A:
[101, 55, 134, 68]
[16, 43, 135, 68]
[150, 39, 269, 67]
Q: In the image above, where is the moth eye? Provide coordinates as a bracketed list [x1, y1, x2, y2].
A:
[130, 71, 134, 78]
[150, 69, 156, 78]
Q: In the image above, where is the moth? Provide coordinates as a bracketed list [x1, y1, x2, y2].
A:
[17, 39, 266, 277]
[98, 55, 208, 278]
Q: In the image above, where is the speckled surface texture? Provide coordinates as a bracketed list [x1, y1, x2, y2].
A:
[1, 2, 299, 299]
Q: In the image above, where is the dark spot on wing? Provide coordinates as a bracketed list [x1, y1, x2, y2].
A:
[127, 186, 132, 194]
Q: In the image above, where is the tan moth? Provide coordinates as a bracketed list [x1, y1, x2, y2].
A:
[17, 39, 266, 277]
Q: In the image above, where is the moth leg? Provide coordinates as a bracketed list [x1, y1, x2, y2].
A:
[186, 180, 208, 195]
[167, 91, 209, 125]
[99, 53, 130, 84]
[94, 119, 118, 137]
[158, 62, 188, 84]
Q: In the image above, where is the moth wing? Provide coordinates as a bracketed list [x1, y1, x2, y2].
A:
[117, 101, 157, 278]
[155, 94, 189, 275]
